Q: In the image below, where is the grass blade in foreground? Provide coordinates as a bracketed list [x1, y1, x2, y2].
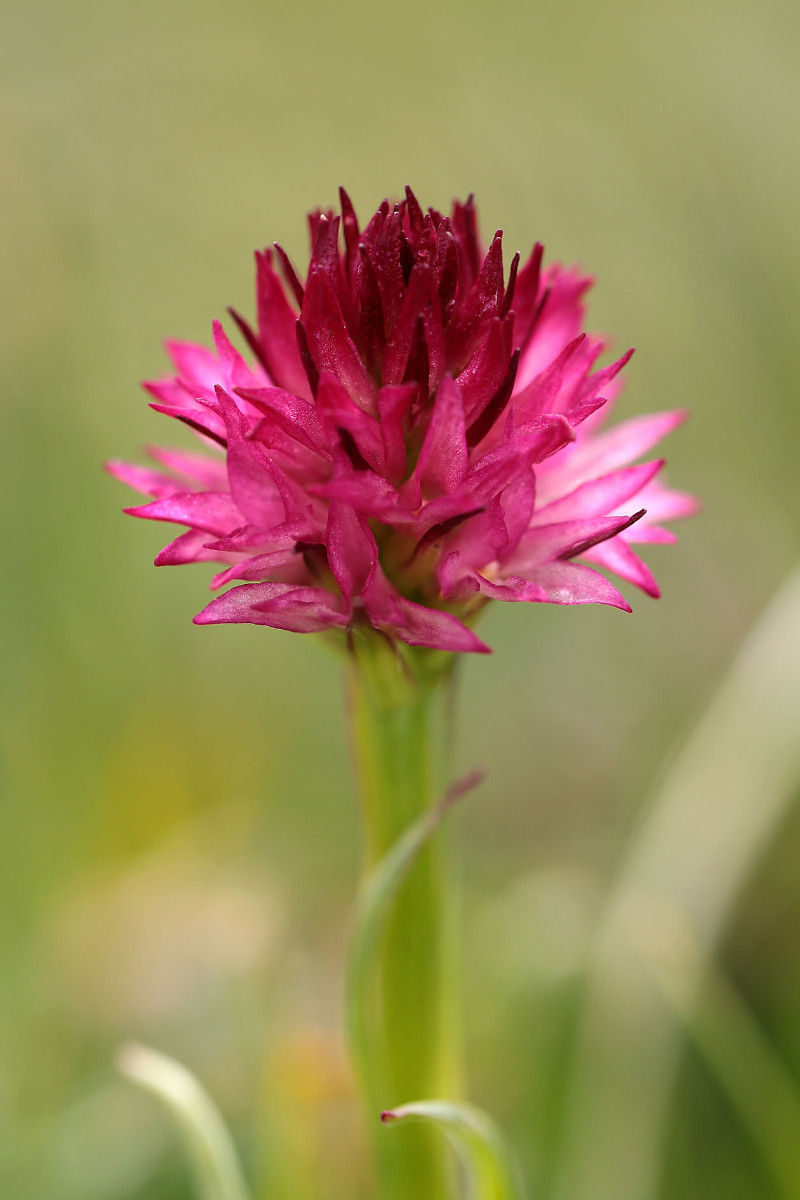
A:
[117, 1042, 252, 1200]
[382, 1099, 526, 1200]
[632, 904, 800, 1200]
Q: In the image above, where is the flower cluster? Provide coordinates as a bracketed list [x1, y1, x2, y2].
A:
[110, 189, 694, 654]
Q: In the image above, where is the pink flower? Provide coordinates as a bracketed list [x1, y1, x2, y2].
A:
[109, 189, 695, 655]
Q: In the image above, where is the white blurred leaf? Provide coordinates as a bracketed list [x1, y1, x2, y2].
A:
[117, 1042, 252, 1200]
[382, 1099, 526, 1200]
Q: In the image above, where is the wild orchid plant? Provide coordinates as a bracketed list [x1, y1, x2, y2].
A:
[110, 188, 694, 1200]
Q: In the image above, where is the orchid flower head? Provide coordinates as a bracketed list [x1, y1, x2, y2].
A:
[109, 188, 695, 654]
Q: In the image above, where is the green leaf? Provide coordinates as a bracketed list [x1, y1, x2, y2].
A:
[117, 1042, 252, 1200]
[382, 1099, 526, 1200]
[345, 769, 483, 1109]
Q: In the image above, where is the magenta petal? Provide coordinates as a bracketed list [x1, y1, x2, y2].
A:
[378, 383, 417, 481]
[210, 549, 299, 589]
[212, 387, 287, 527]
[498, 470, 537, 556]
[155, 529, 231, 566]
[205, 520, 306, 554]
[619, 481, 698, 545]
[301, 270, 378, 411]
[142, 373, 195, 408]
[149, 401, 228, 446]
[253, 587, 348, 631]
[313, 471, 398, 518]
[382, 265, 439, 387]
[316, 373, 387, 473]
[365, 208, 408, 337]
[465, 347, 521, 450]
[164, 339, 223, 391]
[509, 333, 587, 420]
[450, 195, 481, 287]
[325, 502, 378, 603]
[630, 481, 700, 525]
[565, 395, 608, 429]
[211, 319, 261, 390]
[466, 415, 574, 504]
[515, 265, 593, 390]
[513, 414, 577, 464]
[472, 573, 550, 602]
[526, 561, 632, 610]
[623, 525, 677, 546]
[579, 347, 634, 406]
[356, 245, 386, 371]
[510, 242, 544, 346]
[414, 375, 468, 498]
[234, 386, 328, 455]
[456, 316, 514, 422]
[106, 460, 182, 499]
[556, 410, 688, 491]
[307, 212, 342, 281]
[533, 459, 664, 523]
[449, 230, 505, 362]
[507, 512, 644, 571]
[582, 536, 660, 598]
[396, 599, 490, 654]
[339, 187, 361, 276]
[437, 501, 507, 573]
[273, 242, 306, 307]
[437, 551, 481, 600]
[195, 581, 346, 631]
[473, 562, 631, 609]
[125, 491, 242, 535]
[254, 250, 311, 396]
[147, 446, 228, 490]
[361, 566, 406, 629]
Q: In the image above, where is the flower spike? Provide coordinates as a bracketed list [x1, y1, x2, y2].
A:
[112, 189, 694, 653]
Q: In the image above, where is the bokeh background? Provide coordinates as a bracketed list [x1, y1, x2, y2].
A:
[2, 0, 800, 1197]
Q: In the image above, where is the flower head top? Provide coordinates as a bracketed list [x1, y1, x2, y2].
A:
[109, 188, 695, 654]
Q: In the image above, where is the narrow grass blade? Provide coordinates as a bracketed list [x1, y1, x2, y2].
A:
[632, 904, 800, 1200]
[554, 565, 800, 1200]
[117, 1041, 252, 1200]
[382, 1099, 526, 1200]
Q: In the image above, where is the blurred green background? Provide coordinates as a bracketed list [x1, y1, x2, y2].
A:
[2, 0, 800, 1197]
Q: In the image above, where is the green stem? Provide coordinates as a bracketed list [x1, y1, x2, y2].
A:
[347, 630, 455, 1200]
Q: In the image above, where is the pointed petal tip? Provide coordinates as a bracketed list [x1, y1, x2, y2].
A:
[193, 602, 225, 625]
[381, 1110, 396, 1123]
